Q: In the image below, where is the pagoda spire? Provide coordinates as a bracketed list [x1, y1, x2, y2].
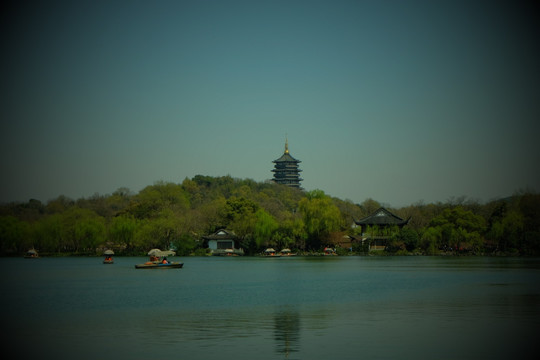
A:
[284, 137, 289, 154]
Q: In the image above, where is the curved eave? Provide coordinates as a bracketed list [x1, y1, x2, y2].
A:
[273, 153, 301, 163]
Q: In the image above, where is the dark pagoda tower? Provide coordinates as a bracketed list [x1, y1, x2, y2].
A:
[272, 139, 303, 188]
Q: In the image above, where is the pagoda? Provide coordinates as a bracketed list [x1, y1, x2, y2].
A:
[272, 139, 303, 188]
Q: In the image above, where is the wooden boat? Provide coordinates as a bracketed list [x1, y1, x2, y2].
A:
[135, 249, 183, 269]
[323, 247, 337, 256]
[24, 249, 39, 258]
[279, 248, 296, 256]
[103, 249, 114, 264]
[135, 261, 183, 269]
[263, 248, 279, 256]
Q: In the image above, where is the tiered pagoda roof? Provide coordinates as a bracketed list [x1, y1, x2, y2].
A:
[272, 140, 303, 188]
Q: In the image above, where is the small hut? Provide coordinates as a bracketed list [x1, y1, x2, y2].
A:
[202, 229, 244, 256]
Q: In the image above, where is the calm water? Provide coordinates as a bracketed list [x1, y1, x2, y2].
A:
[1, 256, 539, 359]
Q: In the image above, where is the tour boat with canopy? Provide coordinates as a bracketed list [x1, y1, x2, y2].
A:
[103, 249, 114, 264]
[24, 248, 39, 258]
[135, 249, 183, 269]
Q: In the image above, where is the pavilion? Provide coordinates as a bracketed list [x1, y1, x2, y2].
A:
[354, 208, 410, 250]
[202, 229, 244, 256]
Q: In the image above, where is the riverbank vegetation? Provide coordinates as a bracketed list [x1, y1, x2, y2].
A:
[1, 176, 539, 256]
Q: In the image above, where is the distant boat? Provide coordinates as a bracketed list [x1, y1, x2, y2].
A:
[135, 249, 183, 269]
[135, 262, 184, 269]
[264, 248, 278, 256]
[103, 249, 114, 264]
[24, 248, 39, 258]
[279, 248, 296, 256]
[323, 247, 337, 256]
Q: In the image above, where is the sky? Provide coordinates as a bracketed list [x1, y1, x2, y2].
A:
[1, 0, 539, 207]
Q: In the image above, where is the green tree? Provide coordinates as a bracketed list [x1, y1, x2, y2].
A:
[32, 214, 63, 253]
[428, 206, 486, 252]
[420, 227, 441, 255]
[298, 190, 343, 250]
[59, 207, 106, 253]
[109, 215, 139, 251]
[222, 197, 259, 241]
[0, 216, 31, 254]
[276, 217, 306, 251]
[401, 227, 420, 252]
[130, 181, 190, 219]
[253, 208, 279, 249]
[171, 233, 197, 256]
[133, 207, 188, 253]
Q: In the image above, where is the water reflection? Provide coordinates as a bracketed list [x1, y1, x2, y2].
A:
[2, 256, 539, 360]
[274, 308, 301, 358]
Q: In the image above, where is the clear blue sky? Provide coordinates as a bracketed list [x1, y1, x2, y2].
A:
[1, 0, 539, 207]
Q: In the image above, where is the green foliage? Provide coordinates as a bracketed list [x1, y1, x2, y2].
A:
[61, 207, 106, 253]
[298, 190, 343, 250]
[253, 208, 279, 249]
[109, 215, 138, 251]
[420, 227, 441, 255]
[129, 181, 190, 219]
[400, 227, 419, 251]
[172, 233, 197, 256]
[223, 197, 259, 241]
[32, 214, 63, 252]
[425, 206, 486, 253]
[0, 216, 31, 254]
[1, 177, 539, 256]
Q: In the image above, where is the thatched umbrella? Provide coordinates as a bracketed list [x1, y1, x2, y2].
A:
[147, 249, 176, 257]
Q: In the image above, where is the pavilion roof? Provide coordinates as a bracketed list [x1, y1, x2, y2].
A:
[202, 229, 238, 240]
[354, 208, 410, 227]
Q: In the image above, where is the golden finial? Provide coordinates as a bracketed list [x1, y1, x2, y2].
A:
[285, 137, 289, 154]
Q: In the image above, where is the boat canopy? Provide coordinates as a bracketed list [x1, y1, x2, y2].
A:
[147, 249, 176, 257]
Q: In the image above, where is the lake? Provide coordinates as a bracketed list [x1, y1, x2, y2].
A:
[1, 256, 539, 359]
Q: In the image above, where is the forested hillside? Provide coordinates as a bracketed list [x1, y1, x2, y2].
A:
[1, 175, 539, 256]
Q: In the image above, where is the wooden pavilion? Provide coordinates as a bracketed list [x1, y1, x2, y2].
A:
[354, 208, 410, 251]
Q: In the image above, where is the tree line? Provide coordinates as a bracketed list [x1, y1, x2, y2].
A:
[1, 175, 539, 256]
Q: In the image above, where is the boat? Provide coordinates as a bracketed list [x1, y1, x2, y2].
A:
[279, 248, 296, 256]
[103, 249, 114, 264]
[135, 249, 183, 269]
[24, 248, 39, 258]
[264, 248, 279, 256]
[323, 247, 337, 256]
[135, 261, 184, 269]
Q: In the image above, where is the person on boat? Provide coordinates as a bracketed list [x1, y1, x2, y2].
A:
[162, 257, 169, 264]
[150, 255, 158, 262]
